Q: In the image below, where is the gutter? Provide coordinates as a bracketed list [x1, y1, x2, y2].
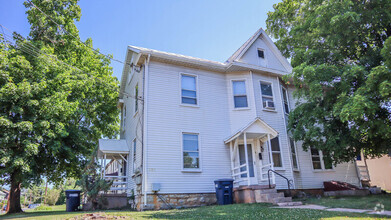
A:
[142, 54, 151, 208]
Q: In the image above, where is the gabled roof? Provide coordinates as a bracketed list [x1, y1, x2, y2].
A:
[226, 28, 292, 72]
[224, 117, 278, 144]
[119, 28, 292, 99]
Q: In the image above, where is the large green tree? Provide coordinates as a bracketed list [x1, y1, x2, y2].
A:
[0, 0, 119, 213]
[267, 0, 391, 165]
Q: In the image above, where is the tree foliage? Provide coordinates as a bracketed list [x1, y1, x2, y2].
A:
[0, 0, 119, 213]
[266, 0, 391, 164]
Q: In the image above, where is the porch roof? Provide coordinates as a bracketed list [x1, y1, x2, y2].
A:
[224, 117, 278, 144]
[98, 139, 129, 157]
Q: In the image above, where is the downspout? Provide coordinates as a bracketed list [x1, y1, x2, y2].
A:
[277, 77, 296, 189]
[143, 54, 151, 207]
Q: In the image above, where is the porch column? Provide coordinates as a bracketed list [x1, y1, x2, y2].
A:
[267, 134, 275, 184]
[229, 142, 234, 179]
[243, 132, 250, 186]
[103, 153, 107, 177]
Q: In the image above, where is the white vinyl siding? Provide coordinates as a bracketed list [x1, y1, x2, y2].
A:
[260, 81, 275, 110]
[182, 133, 200, 170]
[232, 80, 248, 108]
[281, 87, 289, 114]
[270, 137, 282, 168]
[181, 74, 197, 105]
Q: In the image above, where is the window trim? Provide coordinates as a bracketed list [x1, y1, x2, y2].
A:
[181, 132, 202, 172]
[269, 136, 284, 169]
[180, 73, 199, 107]
[134, 84, 139, 117]
[122, 105, 126, 131]
[310, 148, 335, 172]
[231, 79, 249, 109]
[289, 137, 299, 171]
[281, 86, 290, 115]
[132, 138, 137, 174]
[259, 80, 276, 112]
[257, 48, 265, 59]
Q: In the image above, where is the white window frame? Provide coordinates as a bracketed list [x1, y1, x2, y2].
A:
[134, 84, 139, 116]
[269, 136, 284, 169]
[310, 148, 334, 171]
[180, 73, 199, 107]
[257, 48, 265, 59]
[132, 138, 137, 174]
[231, 79, 249, 109]
[181, 132, 202, 172]
[122, 105, 126, 131]
[281, 87, 290, 115]
[289, 137, 299, 171]
[260, 80, 276, 111]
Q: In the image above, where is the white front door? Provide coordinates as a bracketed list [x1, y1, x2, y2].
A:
[239, 144, 258, 185]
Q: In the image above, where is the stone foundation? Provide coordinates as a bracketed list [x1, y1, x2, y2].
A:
[138, 193, 217, 210]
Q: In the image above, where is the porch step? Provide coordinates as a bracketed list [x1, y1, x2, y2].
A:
[272, 196, 292, 204]
[276, 201, 303, 207]
[255, 188, 277, 194]
[255, 192, 284, 203]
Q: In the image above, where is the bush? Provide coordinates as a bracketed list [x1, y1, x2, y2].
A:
[34, 205, 52, 211]
[45, 189, 61, 206]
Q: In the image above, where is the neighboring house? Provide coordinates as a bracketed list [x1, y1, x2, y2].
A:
[98, 28, 362, 210]
[356, 152, 391, 191]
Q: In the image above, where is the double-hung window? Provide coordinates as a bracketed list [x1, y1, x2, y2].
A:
[260, 82, 275, 110]
[181, 74, 197, 105]
[289, 137, 298, 170]
[232, 80, 248, 108]
[182, 133, 200, 169]
[122, 105, 126, 130]
[310, 147, 333, 170]
[132, 139, 137, 173]
[271, 137, 282, 168]
[281, 87, 290, 114]
[134, 84, 139, 113]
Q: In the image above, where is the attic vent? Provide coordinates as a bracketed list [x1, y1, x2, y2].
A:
[257, 49, 265, 58]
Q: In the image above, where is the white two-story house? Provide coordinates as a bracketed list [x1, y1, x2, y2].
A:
[98, 28, 362, 210]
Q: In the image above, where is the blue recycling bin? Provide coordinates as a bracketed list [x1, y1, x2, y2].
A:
[65, 190, 81, 212]
[214, 179, 234, 205]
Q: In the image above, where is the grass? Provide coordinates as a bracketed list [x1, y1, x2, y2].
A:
[0, 203, 389, 220]
[298, 194, 391, 211]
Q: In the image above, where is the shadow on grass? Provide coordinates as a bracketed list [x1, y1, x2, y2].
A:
[0, 203, 389, 220]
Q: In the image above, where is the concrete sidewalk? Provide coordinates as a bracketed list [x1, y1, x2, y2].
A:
[275, 204, 391, 216]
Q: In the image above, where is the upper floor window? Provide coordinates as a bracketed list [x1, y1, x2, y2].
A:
[133, 139, 137, 173]
[310, 147, 333, 170]
[260, 82, 275, 110]
[271, 137, 282, 168]
[290, 137, 298, 170]
[122, 105, 126, 130]
[181, 74, 197, 105]
[281, 87, 290, 114]
[183, 133, 200, 169]
[257, 49, 265, 58]
[232, 80, 248, 108]
[134, 84, 139, 113]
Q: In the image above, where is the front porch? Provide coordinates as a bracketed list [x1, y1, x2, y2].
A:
[224, 118, 278, 188]
[98, 139, 130, 195]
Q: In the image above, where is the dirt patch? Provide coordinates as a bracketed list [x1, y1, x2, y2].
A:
[69, 212, 127, 219]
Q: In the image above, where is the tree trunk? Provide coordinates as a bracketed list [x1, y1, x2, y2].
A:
[7, 173, 23, 213]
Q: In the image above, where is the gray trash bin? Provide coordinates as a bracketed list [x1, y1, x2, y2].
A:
[65, 190, 81, 212]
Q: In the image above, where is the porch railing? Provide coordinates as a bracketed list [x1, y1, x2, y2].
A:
[231, 163, 248, 184]
[104, 176, 128, 193]
[267, 169, 293, 196]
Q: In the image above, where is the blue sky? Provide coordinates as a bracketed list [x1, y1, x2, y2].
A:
[0, 0, 281, 80]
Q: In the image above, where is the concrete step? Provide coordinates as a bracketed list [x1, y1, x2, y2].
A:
[255, 192, 285, 203]
[272, 196, 292, 204]
[276, 201, 303, 207]
[254, 188, 277, 194]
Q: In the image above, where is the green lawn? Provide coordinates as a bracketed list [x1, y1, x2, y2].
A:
[298, 194, 391, 211]
[0, 203, 389, 220]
